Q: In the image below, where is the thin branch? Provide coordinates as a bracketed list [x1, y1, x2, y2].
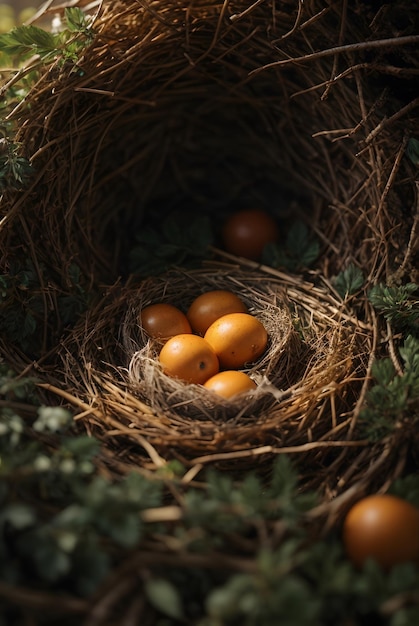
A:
[250, 35, 419, 75]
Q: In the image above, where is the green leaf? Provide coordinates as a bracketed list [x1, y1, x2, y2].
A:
[390, 607, 419, 626]
[359, 334, 419, 441]
[62, 435, 100, 460]
[19, 531, 72, 582]
[0, 145, 33, 191]
[1, 503, 36, 530]
[406, 138, 419, 167]
[368, 283, 419, 335]
[371, 358, 396, 387]
[65, 7, 91, 33]
[399, 335, 419, 374]
[263, 221, 319, 272]
[334, 263, 364, 297]
[389, 474, 419, 507]
[0, 25, 58, 59]
[130, 211, 214, 276]
[72, 540, 110, 596]
[145, 577, 184, 620]
[105, 513, 141, 548]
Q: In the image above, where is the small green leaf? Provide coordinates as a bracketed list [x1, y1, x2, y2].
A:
[65, 7, 91, 33]
[145, 577, 184, 620]
[263, 221, 319, 272]
[106, 513, 141, 548]
[287, 222, 318, 263]
[62, 435, 99, 460]
[72, 541, 110, 596]
[130, 211, 213, 276]
[334, 263, 364, 297]
[1, 503, 36, 530]
[368, 283, 419, 335]
[0, 144, 33, 191]
[390, 606, 419, 626]
[21, 532, 72, 581]
[389, 474, 419, 507]
[406, 138, 419, 167]
[371, 358, 396, 386]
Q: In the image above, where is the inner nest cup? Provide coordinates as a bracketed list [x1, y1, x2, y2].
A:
[124, 268, 300, 421]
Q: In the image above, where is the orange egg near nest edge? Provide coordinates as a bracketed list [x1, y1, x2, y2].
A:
[342, 494, 419, 570]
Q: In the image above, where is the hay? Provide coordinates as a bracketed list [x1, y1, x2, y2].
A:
[1, 0, 419, 510]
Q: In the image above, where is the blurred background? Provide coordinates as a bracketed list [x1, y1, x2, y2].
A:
[0, 1, 74, 31]
[0, 2, 39, 31]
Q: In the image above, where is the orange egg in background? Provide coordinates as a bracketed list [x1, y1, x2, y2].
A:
[203, 370, 257, 399]
[159, 333, 219, 384]
[342, 494, 419, 570]
[139, 303, 192, 341]
[187, 290, 248, 336]
[204, 312, 268, 369]
[222, 208, 279, 260]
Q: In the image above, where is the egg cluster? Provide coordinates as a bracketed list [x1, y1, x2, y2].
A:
[139, 290, 268, 400]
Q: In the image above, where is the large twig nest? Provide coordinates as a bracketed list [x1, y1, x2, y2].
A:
[1, 0, 418, 507]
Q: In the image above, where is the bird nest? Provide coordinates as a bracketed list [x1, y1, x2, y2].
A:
[48, 263, 367, 488]
[1, 0, 418, 508]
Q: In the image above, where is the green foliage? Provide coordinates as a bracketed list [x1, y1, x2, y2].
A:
[262, 221, 320, 272]
[0, 8, 94, 64]
[130, 211, 214, 276]
[0, 25, 58, 59]
[406, 137, 419, 167]
[369, 282, 419, 336]
[0, 259, 90, 352]
[0, 376, 163, 598]
[389, 473, 419, 508]
[0, 363, 38, 403]
[200, 535, 419, 626]
[145, 577, 185, 621]
[0, 9, 95, 172]
[184, 456, 317, 544]
[363, 282, 419, 441]
[203, 564, 321, 626]
[0, 137, 32, 191]
[1, 370, 419, 625]
[334, 263, 364, 298]
[359, 335, 419, 441]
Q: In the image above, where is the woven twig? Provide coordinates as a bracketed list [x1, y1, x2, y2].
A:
[1, 0, 418, 503]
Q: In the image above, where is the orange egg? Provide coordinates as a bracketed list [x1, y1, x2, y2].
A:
[139, 303, 192, 341]
[159, 333, 219, 384]
[342, 494, 419, 570]
[204, 312, 268, 369]
[222, 209, 279, 260]
[203, 370, 257, 399]
[186, 290, 248, 336]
